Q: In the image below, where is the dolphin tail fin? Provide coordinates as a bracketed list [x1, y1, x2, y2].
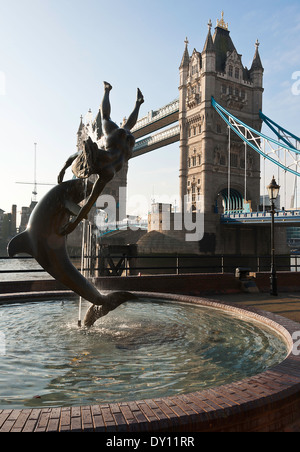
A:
[84, 292, 138, 327]
[7, 231, 33, 257]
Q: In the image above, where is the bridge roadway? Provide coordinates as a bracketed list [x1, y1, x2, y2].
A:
[96, 212, 300, 234]
[221, 210, 300, 225]
[132, 98, 179, 155]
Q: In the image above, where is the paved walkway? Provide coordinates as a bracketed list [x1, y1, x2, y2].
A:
[212, 291, 300, 324]
[212, 291, 300, 433]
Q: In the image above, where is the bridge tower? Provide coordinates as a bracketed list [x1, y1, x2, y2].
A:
[179, 13, 264, 251]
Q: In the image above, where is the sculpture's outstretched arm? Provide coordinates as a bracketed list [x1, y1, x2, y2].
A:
[60, 176, 108, 235]
[58, 152, 79, 184]
[123, 88, 144, 130]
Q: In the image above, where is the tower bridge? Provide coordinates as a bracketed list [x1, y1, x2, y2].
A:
[76, 12, 300, 259]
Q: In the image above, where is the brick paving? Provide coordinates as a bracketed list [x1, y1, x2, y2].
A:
[212, 291, 300, 323]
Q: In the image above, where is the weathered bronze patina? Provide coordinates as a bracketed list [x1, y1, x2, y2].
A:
[8, 83, 144, 326]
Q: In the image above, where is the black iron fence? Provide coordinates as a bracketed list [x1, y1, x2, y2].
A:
[0, 254, 299, 278]
[99, 253, 293, 276]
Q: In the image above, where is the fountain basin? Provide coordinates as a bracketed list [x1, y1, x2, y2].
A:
[0, 290, 300, 432]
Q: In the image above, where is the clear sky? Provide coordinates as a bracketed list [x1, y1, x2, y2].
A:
[0, 0, 299, 220]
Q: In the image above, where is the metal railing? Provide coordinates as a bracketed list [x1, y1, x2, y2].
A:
[222, 210, 300, 223]
[0, 254, 299, 279]
[131, 98, 179, 132]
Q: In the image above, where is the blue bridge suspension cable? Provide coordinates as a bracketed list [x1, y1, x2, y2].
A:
[211, 96, 300, 178]
[259, 110, 300, 149]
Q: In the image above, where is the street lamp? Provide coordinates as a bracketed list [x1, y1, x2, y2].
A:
[267, 176, 280, 296]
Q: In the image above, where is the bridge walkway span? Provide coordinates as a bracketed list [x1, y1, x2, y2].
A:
[132, 98, 179, 139]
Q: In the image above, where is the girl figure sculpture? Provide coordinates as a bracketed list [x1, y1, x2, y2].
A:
[58, 82, 144, 235]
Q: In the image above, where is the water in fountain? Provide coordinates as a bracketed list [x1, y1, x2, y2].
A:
[0, 297, 288, 409]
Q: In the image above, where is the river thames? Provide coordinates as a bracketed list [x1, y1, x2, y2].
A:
[0, 258, 52, 281]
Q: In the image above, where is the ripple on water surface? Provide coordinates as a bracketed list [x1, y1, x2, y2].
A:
[0, 298, 288, 409]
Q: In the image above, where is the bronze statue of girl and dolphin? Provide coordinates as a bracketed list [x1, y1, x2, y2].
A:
[8, 82, 144, 327]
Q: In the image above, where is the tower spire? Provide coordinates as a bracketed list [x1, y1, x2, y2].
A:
[216, 11, 229, 30]
[180, 37, 190, 68]
[202, 19, 215, 53]
[251, 39, 263, 71]
[77, 115, 84, 134]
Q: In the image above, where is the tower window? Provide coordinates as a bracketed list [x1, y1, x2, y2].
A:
[220, 154, 226, 166]
[235, 68, 240, 79]
[229, 65, 233, 77]
[197, 188, 201, 201]
[231, 153, 238, 168]
[192, 185, 196, 203]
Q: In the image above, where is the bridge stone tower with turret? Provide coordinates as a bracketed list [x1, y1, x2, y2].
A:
[179, 13, 264, 252]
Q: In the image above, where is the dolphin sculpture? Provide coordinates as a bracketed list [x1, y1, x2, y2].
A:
[7, 178, 136, 326]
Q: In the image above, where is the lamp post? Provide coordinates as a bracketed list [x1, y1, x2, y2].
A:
[267, 176, 280, 296]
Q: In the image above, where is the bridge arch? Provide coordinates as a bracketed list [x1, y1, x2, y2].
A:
[215, 188, 244, 214]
